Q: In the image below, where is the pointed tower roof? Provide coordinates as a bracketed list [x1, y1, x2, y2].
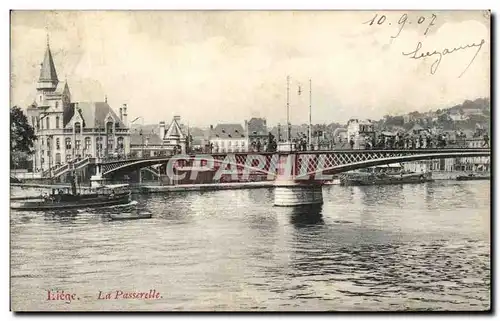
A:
[39, 42, 58, 83]
[165, 116, 185, 139]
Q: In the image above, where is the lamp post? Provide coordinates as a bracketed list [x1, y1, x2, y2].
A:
[47, 135, 53, 184]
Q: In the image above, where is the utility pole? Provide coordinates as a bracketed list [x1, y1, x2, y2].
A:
[308, 78, 312, 150]
[48, 135, 53, 184]
[286, 75, 291, 142]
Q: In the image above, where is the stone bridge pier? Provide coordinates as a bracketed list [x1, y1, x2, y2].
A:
[273, 153, 323, 207]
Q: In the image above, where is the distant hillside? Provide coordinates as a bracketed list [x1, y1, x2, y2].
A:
[378, 97, 490, 132]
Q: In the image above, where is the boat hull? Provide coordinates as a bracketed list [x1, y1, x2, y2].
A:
[11, 194, 131, 211]
[340, 173, 433, 186]
[456, 176, 490, 181]
[109, 213, 152, 220]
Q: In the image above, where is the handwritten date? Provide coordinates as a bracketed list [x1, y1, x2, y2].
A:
[364, 13, 437, 39]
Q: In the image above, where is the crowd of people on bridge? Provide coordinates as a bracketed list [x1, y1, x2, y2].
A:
[351, 131, 489, 150]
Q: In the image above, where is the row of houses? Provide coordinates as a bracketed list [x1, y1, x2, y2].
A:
[129, 117, 270, 157]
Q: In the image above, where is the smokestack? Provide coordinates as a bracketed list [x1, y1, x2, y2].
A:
[119, 107, 123, 121]
[122, 104, 128, 126]
[159, 121, 166, 140]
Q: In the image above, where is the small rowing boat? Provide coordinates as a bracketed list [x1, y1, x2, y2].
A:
[456, 174, 490, 181]
[109, 213, 152, 221]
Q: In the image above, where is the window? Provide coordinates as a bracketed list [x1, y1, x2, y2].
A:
[55, 153, 61, 164]
[47, 150, 50, 156]
[56, 138, 60, 150]
[56, 116, 60, 129]
[96, 137, 103, 150]
[117, 137, 124, 150]
[46, 117, 50, 129]
[55, 101, 59, 108]
[66, 154, 71, 163]
[107, 137, 113, 151]
[85, 137, 91, 150]
[65, 138, 71, 150]
[47, 138, 51, 149]
[106, 121, 113, 134]
[31, 116, 35, 128]
[41, 138, 44, 146]
[75, 140, 81, 150]
[75, 122, 81, 134]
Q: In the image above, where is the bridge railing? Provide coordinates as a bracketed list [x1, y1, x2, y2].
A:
[51, 163, 70, 177]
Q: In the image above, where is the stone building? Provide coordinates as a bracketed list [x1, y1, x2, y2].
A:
[26, 38, 130, 172]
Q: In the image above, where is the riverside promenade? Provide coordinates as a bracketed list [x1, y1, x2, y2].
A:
[10, 181, 275, 199]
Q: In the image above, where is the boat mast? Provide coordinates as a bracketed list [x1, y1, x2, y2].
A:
[71, 123, 77, 195]
[308, 79, 312, 149]
[286, 75, 291, 142]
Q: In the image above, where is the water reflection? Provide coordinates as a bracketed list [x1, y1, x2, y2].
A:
[42, 210, 80, 224]
[10, 182, 490, 311]
[289, 204, 324, 227]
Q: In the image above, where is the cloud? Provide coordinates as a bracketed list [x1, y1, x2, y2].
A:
[10, 11, 489, 127]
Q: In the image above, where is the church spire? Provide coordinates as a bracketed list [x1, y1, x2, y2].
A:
[37, 35, 59, 90]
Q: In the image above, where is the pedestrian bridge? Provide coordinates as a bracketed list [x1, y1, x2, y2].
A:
[85, 148, 491, 207]
[96, 148, 489, 177]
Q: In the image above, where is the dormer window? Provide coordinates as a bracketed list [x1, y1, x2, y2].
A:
[106, 121, 114, 134]
[74, 122, 81, 134]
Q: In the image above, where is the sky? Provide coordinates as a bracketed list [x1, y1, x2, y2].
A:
[10, 10, 490, 127]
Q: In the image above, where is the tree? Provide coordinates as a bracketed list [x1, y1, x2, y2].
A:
[11, 106, 36, 169]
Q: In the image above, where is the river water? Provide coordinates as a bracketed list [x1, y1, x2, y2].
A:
[10, 181, 490, 311]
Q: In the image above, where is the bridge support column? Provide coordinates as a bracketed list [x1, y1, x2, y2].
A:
[90, 162, 106, 188]
[273, 153, 323, 206]
[138, 169, 142, 184]
[274, 179, 323, 206]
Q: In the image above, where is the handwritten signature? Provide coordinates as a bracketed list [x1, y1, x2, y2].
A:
[402, 39, 485, 78]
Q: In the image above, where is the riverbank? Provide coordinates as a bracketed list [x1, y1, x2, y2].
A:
[10, 170, 489, 196]
[10, 181, 276, 196]
[140, 181, 275, 193]
[432, 171, 490, 180]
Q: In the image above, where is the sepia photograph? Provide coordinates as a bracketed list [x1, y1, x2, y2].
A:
[9, 10, 491, 312]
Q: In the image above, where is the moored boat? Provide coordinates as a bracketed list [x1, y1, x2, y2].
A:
[456, 174, 490, 181]
[10, 184, 131, 211]
[340, 163, 434, 186]
[109, 213, 152, 220]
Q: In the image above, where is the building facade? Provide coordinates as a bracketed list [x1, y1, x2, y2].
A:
[346, 119, 375, 149]
[130, 116, 188, 157]
[209, 124, 248, 153]
[245, 118, 268, 152]
[27, 40, 130, 172]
